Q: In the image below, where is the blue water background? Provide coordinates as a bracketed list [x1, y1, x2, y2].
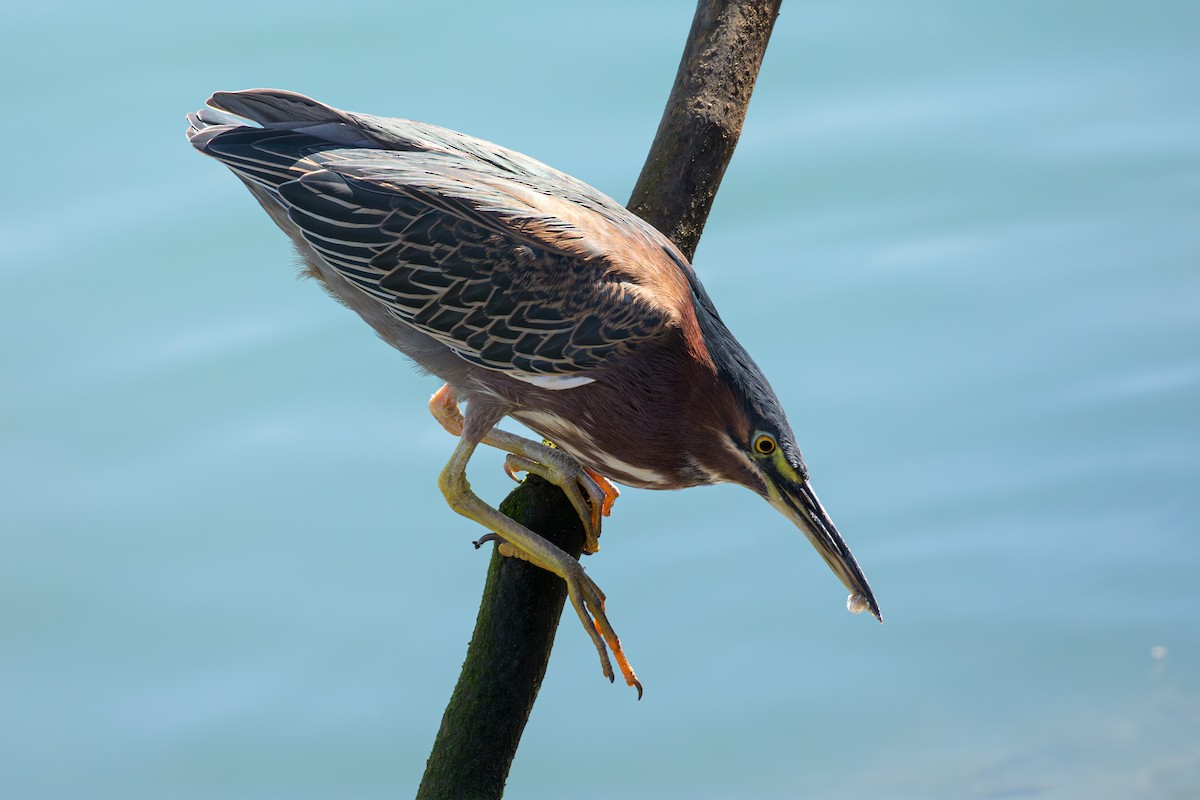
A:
[2, 1, 1198, 797]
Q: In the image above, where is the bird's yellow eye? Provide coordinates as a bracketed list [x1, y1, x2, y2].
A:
[753, 433, 777, 456]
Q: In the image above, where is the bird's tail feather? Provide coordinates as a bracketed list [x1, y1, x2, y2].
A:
[188, 89, 375, 153]
[208, 89, 347, 127]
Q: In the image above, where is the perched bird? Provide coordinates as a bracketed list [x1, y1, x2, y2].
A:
[187, 89, 880, 695]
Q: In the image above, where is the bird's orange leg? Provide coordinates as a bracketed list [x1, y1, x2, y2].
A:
[582, 466, 619, 518]
[438, 428, 642, 696]
[429, 384, 465, 436]
[429, 384, 615, 551]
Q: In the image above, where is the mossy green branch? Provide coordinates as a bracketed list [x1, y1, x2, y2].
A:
[416, 476, 585, 800]
[630, 0, 782, 261]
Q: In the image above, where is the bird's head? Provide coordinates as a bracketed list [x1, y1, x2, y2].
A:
[720, 415, 881, 622]
[666, 254, 881, 621]
[681, 280, 881, 622]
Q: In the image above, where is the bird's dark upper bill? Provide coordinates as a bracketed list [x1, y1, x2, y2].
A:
[777, 480, 882, 622]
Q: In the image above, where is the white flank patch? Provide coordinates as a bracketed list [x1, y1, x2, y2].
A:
[512, 372, 595, 390]
[587, 451, 671, 489]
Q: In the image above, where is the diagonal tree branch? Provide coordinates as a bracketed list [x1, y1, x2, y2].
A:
[417, 2, 782, 798]
[630, 0, 781, 261]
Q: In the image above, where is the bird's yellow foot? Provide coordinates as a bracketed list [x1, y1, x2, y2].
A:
[432, 382, 617, 553]
[568, 560, 642, 698]
[475, 532, 641, 698]
[502, 451, 612, 554]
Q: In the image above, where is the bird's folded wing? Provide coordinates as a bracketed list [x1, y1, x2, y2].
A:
[194, 118, 682, 379]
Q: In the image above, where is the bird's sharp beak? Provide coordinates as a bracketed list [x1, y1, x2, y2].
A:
[767, 477, 882, 622]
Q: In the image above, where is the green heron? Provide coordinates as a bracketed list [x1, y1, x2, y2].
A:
[187, 89, 880, 696]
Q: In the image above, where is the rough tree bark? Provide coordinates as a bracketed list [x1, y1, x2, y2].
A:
[417, 2, 782, 798]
